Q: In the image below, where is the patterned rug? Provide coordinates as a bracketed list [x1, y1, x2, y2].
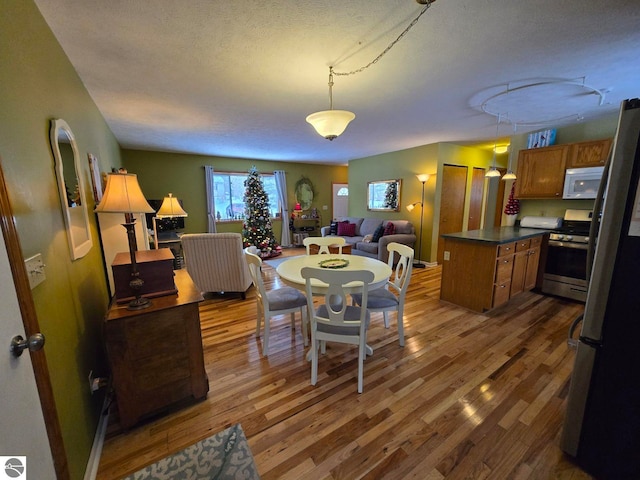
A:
[123, 424, 260, 480]
[263, 254, 303, 269]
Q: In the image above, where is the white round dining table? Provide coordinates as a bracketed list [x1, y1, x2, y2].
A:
[276, 254, 392, 294]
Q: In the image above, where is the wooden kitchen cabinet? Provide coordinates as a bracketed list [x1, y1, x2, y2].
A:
[510, 236, 542, 296]
[566, 138, 612, 168]
[440, 233, 545, 312]
[515, 145, 568, 198]
[104, 269, 208, 428]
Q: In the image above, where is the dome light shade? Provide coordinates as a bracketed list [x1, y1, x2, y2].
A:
[306, 110, 355, 141]
[502, 171, 517, 181]
[485, 167, 502, 178]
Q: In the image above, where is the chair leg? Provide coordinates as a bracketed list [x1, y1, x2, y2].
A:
[263, 313, 270, 356]
[383, 311, 390, 328]
[311, 336, 318, 386]
[357, 340, 365, 393]
[301, 308, 309, 347]
[255, 304, 262, 338]
[397, 307, 405, 347]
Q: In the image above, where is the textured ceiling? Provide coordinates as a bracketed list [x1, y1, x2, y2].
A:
[33, 0, 640, 165]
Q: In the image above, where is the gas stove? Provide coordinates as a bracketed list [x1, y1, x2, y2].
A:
[549, 209, 595, 244]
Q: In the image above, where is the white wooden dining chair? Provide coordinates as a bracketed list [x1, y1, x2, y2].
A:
[244, 248, 308, 356]
[351, 242, 413, 346]
[301, 267, 374, 393]
[303, 236, 347, 255]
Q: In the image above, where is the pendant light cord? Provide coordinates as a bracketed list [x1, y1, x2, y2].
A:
[333, 1, 436, 77]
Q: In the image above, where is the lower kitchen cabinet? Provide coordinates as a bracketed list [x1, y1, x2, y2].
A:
[440, 232, 545, 312]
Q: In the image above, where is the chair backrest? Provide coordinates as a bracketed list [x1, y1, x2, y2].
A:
[244, 247, 267, 303]
[386, 242, 414, 295]
[181, 233, 252, 293]
[301, 267, 374, 329]
[303, 236, 347, 255]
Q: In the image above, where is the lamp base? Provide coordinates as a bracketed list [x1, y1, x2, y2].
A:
[127, 295, 151, 311]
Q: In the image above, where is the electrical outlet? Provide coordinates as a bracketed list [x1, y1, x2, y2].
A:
[24, 253, 46, 289]
[444, 251, 450, 261]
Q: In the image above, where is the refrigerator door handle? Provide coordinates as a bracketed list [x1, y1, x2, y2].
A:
[587, 143, 612, 281]
[567, 313, 584, 349]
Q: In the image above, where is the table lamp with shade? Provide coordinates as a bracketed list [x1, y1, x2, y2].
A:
[95, 172, 155, 310]
[152, 193, 188, 249]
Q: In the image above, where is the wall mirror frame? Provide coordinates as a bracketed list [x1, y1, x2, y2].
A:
[367, 179, 401, 212]
[50, 118, 93, 260]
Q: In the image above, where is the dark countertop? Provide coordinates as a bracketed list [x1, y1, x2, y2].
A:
[441, 226, 549, 245]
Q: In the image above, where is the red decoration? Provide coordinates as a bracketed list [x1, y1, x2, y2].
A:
[504, 182, 520, 215]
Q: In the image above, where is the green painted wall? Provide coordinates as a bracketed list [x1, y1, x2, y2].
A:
[122, 149, 348, 238]
[1, 1, 121, 478]
[348, 142, 498, 263]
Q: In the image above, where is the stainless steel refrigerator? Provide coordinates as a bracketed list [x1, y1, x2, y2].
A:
[561, 98, 640, 479]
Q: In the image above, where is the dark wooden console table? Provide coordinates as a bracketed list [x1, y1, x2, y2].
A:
[104, 269, 208, 428]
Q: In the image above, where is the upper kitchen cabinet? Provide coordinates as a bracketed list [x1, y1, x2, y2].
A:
[515, 144, 568, 198]
[566, 138, 613, 168]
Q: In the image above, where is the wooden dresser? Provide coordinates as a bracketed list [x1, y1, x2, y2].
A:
[104, 269, 208, 428]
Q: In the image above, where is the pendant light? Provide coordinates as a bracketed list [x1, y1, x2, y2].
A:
[306, 67, 355, 141]
[485, 113, 503, 177]
[306, 1, 436, 139]
[502, 145, 517, 180]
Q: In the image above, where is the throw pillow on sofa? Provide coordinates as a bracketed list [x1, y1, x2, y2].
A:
[337, 222, 357, 237]
[372, 225, 385, 242]
[329, 221, 339, 235]
[383, 222, 396, 236]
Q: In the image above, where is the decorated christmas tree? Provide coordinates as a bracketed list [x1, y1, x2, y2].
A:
[504, 181, 520, 215]
[242, 166, 281, 258]
[383, 181, 398, 209]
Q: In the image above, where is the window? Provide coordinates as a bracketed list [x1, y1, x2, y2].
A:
[212, 172, 280, 221]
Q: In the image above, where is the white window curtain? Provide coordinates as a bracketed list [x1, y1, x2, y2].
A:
[205, 165, 217, 233]
[274, 170, 291, 247]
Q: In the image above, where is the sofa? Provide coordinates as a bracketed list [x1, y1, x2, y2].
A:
[320, 217, 416, 263]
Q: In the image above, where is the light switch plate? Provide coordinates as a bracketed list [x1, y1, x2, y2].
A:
[25, 253, 45, 289]
[444, 251, 450, 261]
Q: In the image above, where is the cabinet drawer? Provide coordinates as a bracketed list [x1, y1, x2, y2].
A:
[493, 280, 511, 308]
[515, 239, 531, 252]
[495, 255, 514, 282]
[498, 242, 515, 257]
[530, 235, 542, 248]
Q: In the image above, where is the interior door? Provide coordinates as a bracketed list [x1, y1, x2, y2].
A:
[332, 183, 348, 220]
[0, 161, 65, 478]
[467, 167, 485, 230]
[438, 165, 467, 263]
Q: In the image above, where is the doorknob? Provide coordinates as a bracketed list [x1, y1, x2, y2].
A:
[10, 333, 45, 357]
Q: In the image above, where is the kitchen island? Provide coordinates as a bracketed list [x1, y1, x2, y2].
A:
[440, 227, 548, 312]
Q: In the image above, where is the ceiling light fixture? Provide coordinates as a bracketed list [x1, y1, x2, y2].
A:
[502, 146, 517, 181]
[306, 0, 437, 140]
[305, 67, 355, 141]
[485, 114, 503, 178]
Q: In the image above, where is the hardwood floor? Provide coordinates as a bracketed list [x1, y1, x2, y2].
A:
[96, 248, 593, 479]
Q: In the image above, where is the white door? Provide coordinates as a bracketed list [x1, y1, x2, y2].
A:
[332, 183, 349, 220]
[0, 232, 56, 478]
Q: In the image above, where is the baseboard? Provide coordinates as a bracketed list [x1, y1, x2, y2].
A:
[423, 261, 438, 268]
[83, 392, 111, 480]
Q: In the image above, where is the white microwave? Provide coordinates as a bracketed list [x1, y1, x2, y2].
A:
[563, 166, 604, 199]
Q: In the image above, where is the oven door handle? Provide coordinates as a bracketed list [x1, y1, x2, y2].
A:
[548, 240, 588, 250]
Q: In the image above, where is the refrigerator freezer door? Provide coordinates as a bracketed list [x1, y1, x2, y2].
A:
[560, 341, 596, 456]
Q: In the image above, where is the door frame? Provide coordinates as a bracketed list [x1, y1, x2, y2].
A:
[0, 160, 69, 478]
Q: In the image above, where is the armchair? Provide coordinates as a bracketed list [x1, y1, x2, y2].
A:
[181, 233, 252, 298]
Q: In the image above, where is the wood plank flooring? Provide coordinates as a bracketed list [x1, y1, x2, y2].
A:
[96, 248, 593, 479]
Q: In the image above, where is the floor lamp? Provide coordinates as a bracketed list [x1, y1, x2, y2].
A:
[406, 174, 430, 268]
[95, 172, 155, 310]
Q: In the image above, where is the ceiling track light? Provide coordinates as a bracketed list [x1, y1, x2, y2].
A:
[307, 0, 436, 140]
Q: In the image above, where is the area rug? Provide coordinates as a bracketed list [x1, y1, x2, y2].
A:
[123, 423, 260, 480]
[263, 254, 303, 269]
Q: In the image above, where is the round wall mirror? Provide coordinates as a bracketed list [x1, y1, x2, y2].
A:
[50, 119, 93, 260]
